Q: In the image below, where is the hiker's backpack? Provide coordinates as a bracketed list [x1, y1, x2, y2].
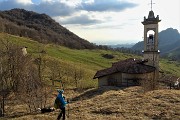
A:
[54, 97, 61, 109]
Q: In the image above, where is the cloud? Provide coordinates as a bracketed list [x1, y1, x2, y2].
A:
[55, 14, 102, 25]
[80, 0, 137, 12]
[16, 0, 33, 4]
[0, 0, 138, 16]
[34, 1, 75, 16]
[0, 0, 32, 10]
[0, 0, 76, 16]
[0, 0, 138, 26]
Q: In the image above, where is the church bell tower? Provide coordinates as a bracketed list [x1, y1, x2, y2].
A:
[142, 2, 161, 80]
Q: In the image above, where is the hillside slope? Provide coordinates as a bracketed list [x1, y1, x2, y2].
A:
[3, 87, 180, 120]
[0, 32, 180, 120]
[1, 33, 180, 82]
[0, 8, 95, 49]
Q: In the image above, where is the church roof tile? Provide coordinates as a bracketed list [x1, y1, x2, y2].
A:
[93, 58, 156, 79]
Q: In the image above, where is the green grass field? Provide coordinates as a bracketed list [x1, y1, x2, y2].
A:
[1, 33, 180, 88]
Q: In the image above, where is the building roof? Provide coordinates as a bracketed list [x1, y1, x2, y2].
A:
[142, 10, 161, 25]
[93, 58, 156, 79]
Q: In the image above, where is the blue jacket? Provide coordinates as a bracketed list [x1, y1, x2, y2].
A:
[57, 93, 67, 108]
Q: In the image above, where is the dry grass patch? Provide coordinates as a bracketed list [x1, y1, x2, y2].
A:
[1, 87, 180, 120]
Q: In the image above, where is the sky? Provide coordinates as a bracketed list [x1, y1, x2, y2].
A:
[0, 0, 179, 45]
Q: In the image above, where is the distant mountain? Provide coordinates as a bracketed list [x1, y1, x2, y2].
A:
[132, 28, 180, 60]
[159, 28, 180, 55]
[0, 8, 96, 49]
[131, 41, 143, 51]
[109, 43, 135, 48]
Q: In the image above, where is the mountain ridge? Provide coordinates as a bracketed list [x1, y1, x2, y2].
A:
[0, 8, 96, 49]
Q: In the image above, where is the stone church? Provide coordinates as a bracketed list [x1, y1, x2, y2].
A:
[93, 10, 161, 87]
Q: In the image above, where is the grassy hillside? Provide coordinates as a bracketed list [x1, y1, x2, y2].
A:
[2, 87, 180, 120]
[0, 33, 180, 120]
[0, 33, 180, 89]
[0, 33, 139, 87]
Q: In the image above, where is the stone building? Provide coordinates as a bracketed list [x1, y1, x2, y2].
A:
[93, 10, 161, 87]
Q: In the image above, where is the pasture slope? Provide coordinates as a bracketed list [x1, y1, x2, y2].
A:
[0, 33, 180, 120]
[1, 87, 180, 120]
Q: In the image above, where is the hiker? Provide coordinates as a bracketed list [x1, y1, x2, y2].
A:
[56, 90, 68, 120]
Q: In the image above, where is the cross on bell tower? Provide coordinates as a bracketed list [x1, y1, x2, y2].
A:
[150, 0, 155, 11]
[142, 1, 161, 81]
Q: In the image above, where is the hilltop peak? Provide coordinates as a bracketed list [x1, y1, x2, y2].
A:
[3, 8, 52, 20]
[0, 9, 96, 49]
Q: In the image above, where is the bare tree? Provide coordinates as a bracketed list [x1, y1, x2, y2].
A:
[0, 37, 50, 115]
[0, 38, 24, 116]
[73, 64, 84, 88]
[47, 59, 65, 86]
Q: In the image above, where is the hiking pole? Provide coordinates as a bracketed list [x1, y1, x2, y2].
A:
[67, 98, 70, 118]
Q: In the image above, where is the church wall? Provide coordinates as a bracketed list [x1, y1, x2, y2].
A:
[98, 76, 108, 86]
[98, 72, 122, 87]
[98, 72, 155, 87]
[143, 52, 159, 80]
[143, 52, 159, 67]
[122, 72, 154, 86]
